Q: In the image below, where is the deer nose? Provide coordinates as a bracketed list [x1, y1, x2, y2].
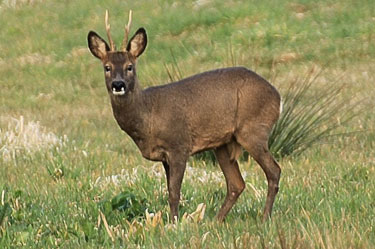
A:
[111, 81, 126, 95]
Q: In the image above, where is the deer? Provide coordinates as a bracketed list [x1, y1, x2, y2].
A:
[87, 10, 282, 223]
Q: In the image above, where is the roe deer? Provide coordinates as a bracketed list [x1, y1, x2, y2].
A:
[87, 10, 282, 222]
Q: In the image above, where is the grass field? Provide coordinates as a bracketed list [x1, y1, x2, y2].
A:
[1, 0, 375, 248]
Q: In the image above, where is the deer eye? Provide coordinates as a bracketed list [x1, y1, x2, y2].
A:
[126, 65, 133, 72]
[104, 65, 111, 72]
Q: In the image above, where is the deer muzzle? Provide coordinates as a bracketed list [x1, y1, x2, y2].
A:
[111, 81, 126, 96]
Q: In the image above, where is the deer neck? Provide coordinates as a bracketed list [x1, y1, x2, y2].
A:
[110, 84, 149, 145]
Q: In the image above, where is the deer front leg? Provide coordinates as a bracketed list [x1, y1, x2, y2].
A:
[162, 162, 170, 189]
[163, 157, 187, 222]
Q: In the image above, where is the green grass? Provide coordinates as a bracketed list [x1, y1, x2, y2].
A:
[1, 0, 375, 248]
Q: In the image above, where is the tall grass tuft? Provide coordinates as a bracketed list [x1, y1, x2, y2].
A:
[268, 67, 360, 159]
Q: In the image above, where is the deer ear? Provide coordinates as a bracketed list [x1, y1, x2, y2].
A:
[87, 31, 110, 60]
[127, 28, 147, 58]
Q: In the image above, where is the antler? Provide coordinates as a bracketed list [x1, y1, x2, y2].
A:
[105, 10, 116, 51]
[121, 10, 133, 51]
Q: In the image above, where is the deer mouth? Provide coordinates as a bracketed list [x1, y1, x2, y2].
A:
[112, 87, 126, 96]
[111, 81, 126, 96]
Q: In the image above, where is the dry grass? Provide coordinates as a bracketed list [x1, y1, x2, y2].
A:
[0, 0, 44, 9]
[0, 116, 66, 161]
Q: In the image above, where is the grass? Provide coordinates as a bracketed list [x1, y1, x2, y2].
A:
[1, 0, 375, 248]
[268, 66, 363, 159]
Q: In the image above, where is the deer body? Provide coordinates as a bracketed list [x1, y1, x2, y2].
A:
[88, 11, 281, 222]
[112, 67, 280, 162]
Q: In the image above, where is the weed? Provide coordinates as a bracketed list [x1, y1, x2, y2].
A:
[269, 67, 362, 159]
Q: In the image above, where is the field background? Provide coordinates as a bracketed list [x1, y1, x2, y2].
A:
[0, 0, 374, 248]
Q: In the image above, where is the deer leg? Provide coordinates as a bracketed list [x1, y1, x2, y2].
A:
[165, 158, 187, 222]
[257, 150, 280, 222]
[214, 145, 245, 222]
[237, 130, 281, 222]
[162, 161, 170, 189]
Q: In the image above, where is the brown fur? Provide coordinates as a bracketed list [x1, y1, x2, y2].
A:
[88, 24, 281, 222]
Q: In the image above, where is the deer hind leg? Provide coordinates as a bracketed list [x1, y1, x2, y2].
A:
[214, 142, 245, 222]
[236, 126, 281, 222]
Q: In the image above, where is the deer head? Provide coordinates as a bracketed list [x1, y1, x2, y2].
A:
[87, 10, 147, 98]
